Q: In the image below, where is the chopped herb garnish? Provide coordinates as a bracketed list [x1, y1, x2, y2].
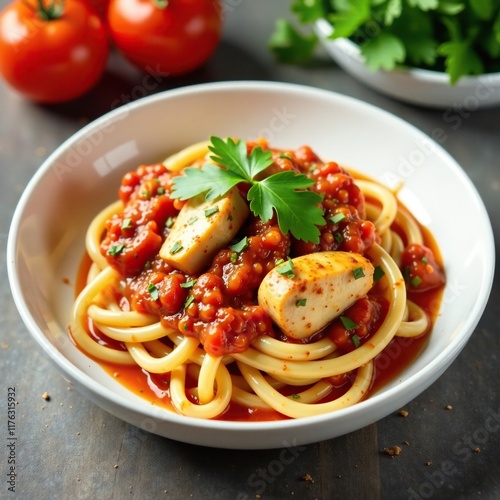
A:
[180, 279, 197, 289]
[141, 190, 150, 198]
[403, 265, 411, 282]
[279, 153, 293, 161]
[330, 212, 346, 224]
[108, 244, 125, 256]
[275, 258, 284, 266]
[291, 394, 301, 400]
[157, 186, 165, 195]
[204, 206, 219, 217]
[187, 216, 199, 225]
[184, 295, 195, 308]
[276, 258, 295, 279]
[165, 217, 175, 228]
[340, 316, 358, 331]
[171, 136, 325, 243]
[170, 242, 183, 255]
[230, 252, 238, 264]
[353, 267, 365, 280]
[334, 232, 343, 243]
[121, 218, 133, 230]
[351, 334, 361, 348]
[421, 256, 428, 264]
[411, 276, 422, 287]
[230, 236, 249, 253]
[373, 266, 385, 283]
[147, 283, 159, 301]
[295, 298, 307, 307]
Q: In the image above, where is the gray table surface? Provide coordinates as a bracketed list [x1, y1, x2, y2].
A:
[1, 1, 499, 499]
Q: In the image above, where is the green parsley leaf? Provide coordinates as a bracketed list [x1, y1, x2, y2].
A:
[170, 242, 183, 255]
[184, 295, 195, 308]
[327, 0, 371, 39]
[361, 32, 406, 71]
[290, 393, 301, 400]
[268, 19, 318, 64]
[165, 217, 175, 228]
[248, 170, 325, 244]
[438, 40, 484, 84]
[108, 244, 125, 256]
[209, 136, 272, 180]
[291, 0, 327, 23]
[351, 334, 361, 348]
[276, 258, 295, 279]
[230, 237, 249, 253]
[187, 216, 198, 225]
[373, 265, 385, 283]
[171, 137, 326, 243]
[121, 218, 133, 230]
[334, 232, 343, 243]
[204, 207, 219, 217]
[171, 163, 243, 201]
[340, 316, 359, 330]
[407, 0, 438, 11]
[180, 279, 197, 289]
[353, 267, 365, 280]
[330, 212, 346, 224]
[411, 276, 422, 287]
[157, 186, 165, 195]
[295, 298, 307, 307]
[148, 283, 159, 301]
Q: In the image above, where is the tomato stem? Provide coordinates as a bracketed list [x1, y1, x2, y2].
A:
[153, 0, 169, 9]
[36, 0, 64, 21]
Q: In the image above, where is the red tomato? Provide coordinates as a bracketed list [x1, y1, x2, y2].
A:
[0, 0, 109, 103]
[107, 0, 222, 76]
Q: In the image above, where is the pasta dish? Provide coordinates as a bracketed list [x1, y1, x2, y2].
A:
[69, 137, 445, 420]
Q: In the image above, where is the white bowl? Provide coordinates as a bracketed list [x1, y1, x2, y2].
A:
[7, 81, 494, 449]
[315, 18, 500, 109]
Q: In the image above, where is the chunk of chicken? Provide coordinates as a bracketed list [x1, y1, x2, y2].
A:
[258, 251, 374, 339]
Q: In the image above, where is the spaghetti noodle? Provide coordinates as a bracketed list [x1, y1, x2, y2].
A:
[69, 138, 445, 420]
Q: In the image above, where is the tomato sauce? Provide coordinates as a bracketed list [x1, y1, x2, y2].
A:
[72, 143, 445, 421]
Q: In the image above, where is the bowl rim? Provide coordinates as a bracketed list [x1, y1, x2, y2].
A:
[7, 80, 496, 435]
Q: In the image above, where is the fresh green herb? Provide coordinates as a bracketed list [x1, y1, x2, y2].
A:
[230, 236, 249, 253]
[187, 216, 199, 225]
[141, 190, 150, 198]
[276, 258, 295, 279]
[121, 218, 133, 230]
[269, 0, 500, 84]
[295, 298, 307, 307]
[330, 212, 346, 224]
[171, 136, 325, 243]
[184, 295, 195, 308]
[148, 283, 159, 301]
[373, 265, 385, 283]
[351, 334, 361, 348]
[204, 207, 219, 217]
[353, 267, 365, 280]
[165, 217, 175, 228]
[340, 316, 358, 331]
[108, 244, 125, 256]
[275, 258, 285, 266]
[180, 279, 197, 289]
[279, 153, 293, 160]
[290, 393, 301, 400]
[421, 256, 428, 264]
[334, 232, 343, 243]
[230, 252, 238, 264]
[411, 276, 422, 287]
[170, 242, 183, 255]
[157, 186, 165, 195]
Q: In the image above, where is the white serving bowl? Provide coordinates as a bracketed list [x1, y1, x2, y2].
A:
[8, 81, 495, 449]
[315, 18, 500, 109]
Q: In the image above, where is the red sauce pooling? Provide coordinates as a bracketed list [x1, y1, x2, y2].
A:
[73, 143, 446, 421]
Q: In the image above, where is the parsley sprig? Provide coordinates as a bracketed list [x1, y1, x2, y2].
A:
[270, 0, 500, 84]
[171, 136, 325, 243]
